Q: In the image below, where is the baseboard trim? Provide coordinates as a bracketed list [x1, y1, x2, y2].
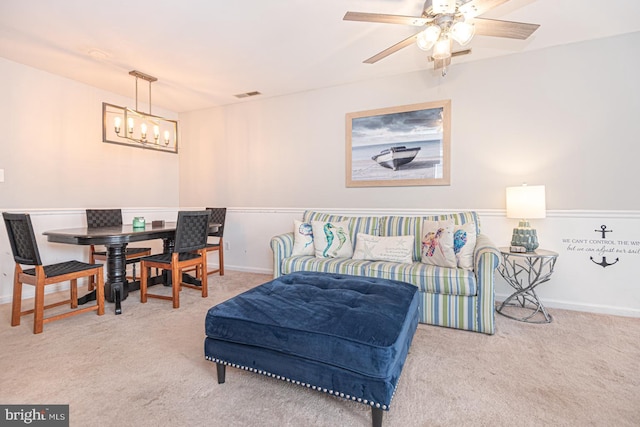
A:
[496, 293, 640, 318]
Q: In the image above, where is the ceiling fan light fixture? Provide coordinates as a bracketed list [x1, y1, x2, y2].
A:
[432, 37, 452, 60]
[416, 25, 442, 51]
[431, 0, 456, 14]
[450, 21, 475, 46]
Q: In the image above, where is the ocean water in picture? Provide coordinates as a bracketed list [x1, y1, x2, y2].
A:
[352, 139, 442, 161]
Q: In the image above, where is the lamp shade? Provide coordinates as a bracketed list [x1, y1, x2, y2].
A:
[506, 185, 546, 219]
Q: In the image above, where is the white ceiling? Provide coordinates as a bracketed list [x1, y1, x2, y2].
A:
[1, 0, 640, 113]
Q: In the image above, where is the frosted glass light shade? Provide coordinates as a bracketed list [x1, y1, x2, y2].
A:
[450, 21, 475, 46]
[432, 38, 452, 60]
[417, 25, 442, 51]
[506, 185, 546, 219]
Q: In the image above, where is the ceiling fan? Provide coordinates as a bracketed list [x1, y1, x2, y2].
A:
[344, 0, 540, 75]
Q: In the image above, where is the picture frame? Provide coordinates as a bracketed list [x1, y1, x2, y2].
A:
[346, 100, 451, 187]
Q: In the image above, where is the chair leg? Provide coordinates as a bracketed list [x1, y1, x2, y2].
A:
[172, 266, 181, 309]
[96, 269, 105, 316]
[11, 266, 23, 327]
[33, 277, 45, 334]
[219, 246, 224, 276]
[70, 279, 78, 308]
[88, 249, 96, 291]
[140, 262, 148, 303]
[201, 252, 208, 298]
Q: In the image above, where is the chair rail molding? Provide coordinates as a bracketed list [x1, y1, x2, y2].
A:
[1, 207, 638, 318]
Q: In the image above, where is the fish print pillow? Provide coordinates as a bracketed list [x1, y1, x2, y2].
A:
[291, 220, 315, 256]
[454, 222, 477, 270]
[420, 219, 457, 268]
[311, 221, 353, 258]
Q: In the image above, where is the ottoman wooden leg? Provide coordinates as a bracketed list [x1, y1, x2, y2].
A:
[216, 363, 226, 384]
[372, 407, 383, 427]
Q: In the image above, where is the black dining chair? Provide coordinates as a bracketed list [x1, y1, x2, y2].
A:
[139, 210, 210, 309]
[86, 209, 152, 290]
[3, 212, 105, 334]
[203, 207, 226, 276]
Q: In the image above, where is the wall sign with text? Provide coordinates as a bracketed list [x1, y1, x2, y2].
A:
[562, 224, 640, 268]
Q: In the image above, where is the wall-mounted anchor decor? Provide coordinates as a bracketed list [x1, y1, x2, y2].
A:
[590, 256, 619, 268]
[595, 224, 612, 239]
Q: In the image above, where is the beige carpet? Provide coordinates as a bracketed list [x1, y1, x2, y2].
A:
[1, 271, 638, 427]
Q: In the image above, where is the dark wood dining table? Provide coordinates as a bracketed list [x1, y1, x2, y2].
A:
[43, 222, 217, 315]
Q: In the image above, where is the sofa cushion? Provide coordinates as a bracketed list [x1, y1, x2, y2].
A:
[352, 233, 414, 264]
[454, 222, 477, 270]
[292, 220, 315, 256]
[380, 211, 480, 262]
[311, 220, 353, 258]
[303, 210, 379, 248]
[420, 219, 457, 268]
[365, 261, 477, 296]
[281, 255, 373, 277]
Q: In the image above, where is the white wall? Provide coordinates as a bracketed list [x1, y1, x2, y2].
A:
[1, 33, 639, 317]
[0, 59, 181, 302]
[0, 58, 180, 208]
[178, 32, 640, 317]
[179, 32, 640, 211]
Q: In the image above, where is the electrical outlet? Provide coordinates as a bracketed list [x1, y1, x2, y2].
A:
[224, 242, 230, 251]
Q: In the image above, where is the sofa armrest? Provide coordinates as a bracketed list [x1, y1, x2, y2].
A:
[473, 234, 502, 334]
[474, 234, 502, 272]
[270, 232, 295, 278]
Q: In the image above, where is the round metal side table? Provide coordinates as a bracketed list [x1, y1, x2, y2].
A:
[497, 248, 559, 323]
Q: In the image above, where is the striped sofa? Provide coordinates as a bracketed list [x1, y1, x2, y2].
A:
[270, 210, 501, 335]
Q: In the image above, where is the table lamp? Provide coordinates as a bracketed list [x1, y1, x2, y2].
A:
[506, 184, 546, 252]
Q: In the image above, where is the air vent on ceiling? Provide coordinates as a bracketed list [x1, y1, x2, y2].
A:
[234, 91, 262, 99]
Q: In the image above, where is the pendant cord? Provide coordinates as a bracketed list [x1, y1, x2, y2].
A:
[134, 76, 139, 111]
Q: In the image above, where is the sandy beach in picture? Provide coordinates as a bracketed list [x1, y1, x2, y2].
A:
[351, 156, 442, 181]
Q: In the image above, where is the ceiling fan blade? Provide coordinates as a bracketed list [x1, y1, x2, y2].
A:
[363, 33, 419, 64]
[458, 0, 509, 19]
[343, 11, 430, 26]
[471, 17, 540, 39]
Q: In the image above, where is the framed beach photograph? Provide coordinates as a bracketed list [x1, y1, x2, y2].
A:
[346, 100, 451, 187]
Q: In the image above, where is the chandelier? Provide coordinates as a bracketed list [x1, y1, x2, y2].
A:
[102, 70, 178, 153]
[415, 0, 475, 61]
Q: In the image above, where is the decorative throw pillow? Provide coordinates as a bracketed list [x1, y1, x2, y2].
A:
[352, 233, 414, 264]
[454, 222, 476, 270]
[420, 219, 457, 268]
[291, 220, 314, 256]
[311, 221, 353, 258]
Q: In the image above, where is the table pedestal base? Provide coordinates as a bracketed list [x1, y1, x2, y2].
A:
[497, 248, 558, 324]
[497, 289, 552, 323]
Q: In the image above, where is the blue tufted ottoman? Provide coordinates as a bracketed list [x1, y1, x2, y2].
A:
[204, 272, 419, 426]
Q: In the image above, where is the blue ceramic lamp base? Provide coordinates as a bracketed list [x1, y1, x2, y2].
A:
[510, 220, 539, 252]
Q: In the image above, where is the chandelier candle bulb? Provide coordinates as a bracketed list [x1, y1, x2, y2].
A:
[114, 116, 121, 134]
[164, 130, 170, 145]
[153, 125, 160, 142]
[127, 117, 134, 135]
[140, 123, 147, 141]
